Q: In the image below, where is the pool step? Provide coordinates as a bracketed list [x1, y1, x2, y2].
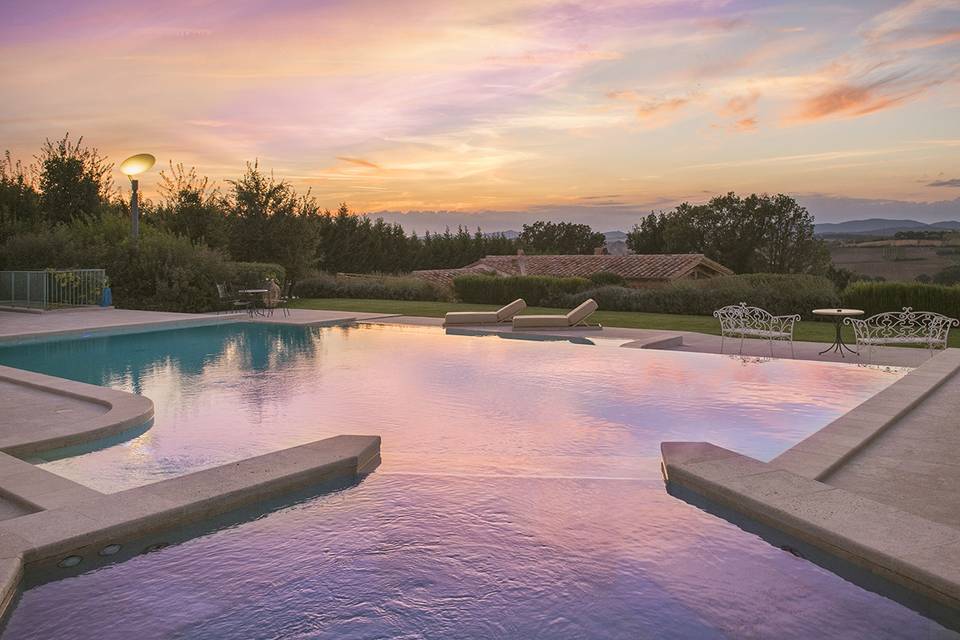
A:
[660, 441, 960, 631]
[0, 434, 381, 623]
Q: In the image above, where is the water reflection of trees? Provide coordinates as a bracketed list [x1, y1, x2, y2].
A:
[0, 323, 327, 396]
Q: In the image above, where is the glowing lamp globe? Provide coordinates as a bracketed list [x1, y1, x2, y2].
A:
[119, 153, 156, 177]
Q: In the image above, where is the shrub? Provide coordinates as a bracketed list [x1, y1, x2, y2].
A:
[589, 271, 626, 287]
[0, 215, 235, 313]
[932, 264, 960, 286]
[293, 273, 447, 301]
[227, 261, 286, 288]
[109, 232, 233, 313]
[560, 273, 839, 319]
[841, 281, 960, 318]
[453, 274, 592, 306]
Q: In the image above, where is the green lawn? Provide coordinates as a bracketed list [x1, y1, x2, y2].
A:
[293, 297, 960, 346]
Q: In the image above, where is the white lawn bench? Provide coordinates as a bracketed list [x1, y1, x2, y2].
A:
[714, 302, 801, 357]
[844, 307, 959, 361]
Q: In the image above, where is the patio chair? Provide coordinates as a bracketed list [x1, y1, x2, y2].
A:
[263, 280, 293, 318]
[443, 298, 526, 326]
[216, 283, 251, 315]
[277, 280, 293, 317]
[511, 299, 600, 330]
[261, 279, 286, 317]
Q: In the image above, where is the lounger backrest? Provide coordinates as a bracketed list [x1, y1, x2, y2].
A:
[566, 298, 598, 325]
[497, 298, 527, 321]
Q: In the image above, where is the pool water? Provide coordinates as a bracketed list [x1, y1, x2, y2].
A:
[0, 322, 949, 639]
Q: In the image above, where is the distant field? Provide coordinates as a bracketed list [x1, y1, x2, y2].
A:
[830, 246, 958, 281]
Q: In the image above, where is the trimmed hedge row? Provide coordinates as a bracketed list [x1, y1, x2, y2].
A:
[453, 274, 592, 307]
[841, 281, 960, 318]
[560, 274, 840, 319]
[293, 273, 448, 301]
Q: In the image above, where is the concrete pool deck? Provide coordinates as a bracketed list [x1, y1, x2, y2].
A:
[0, 307, 400, 343]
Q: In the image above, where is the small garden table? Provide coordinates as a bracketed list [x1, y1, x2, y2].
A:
[812, 308, 864, 357]
[238, 289, 269, 316]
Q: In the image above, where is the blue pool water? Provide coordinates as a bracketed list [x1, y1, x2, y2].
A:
[0, 322, 949, 639]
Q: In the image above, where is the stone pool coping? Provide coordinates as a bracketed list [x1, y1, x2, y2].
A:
[660, 442, 960, 619]
[773, 348, 960, 480]
[660, 348, 960, 626]
[0, 434, 380, 623]
[0, 365, 155, 459]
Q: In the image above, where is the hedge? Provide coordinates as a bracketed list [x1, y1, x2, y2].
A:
[0, 218, 288, 313]
[841, 281, 960, 318]
[293, 273, 447, 301]
[588, 271, 626, 287]
[453, 274, 592, 306]
[560, 273, 839, 319]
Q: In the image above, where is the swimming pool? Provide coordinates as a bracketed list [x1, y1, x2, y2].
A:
[0, 322, 949, 638]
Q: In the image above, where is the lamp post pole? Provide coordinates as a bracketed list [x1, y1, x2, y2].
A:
[130, 178, 140, 240]
[119, 153, 155, 242]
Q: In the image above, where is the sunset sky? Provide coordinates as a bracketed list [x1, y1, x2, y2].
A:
[2, 0, 959, 230]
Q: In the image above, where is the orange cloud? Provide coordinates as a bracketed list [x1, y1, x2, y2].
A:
[337, 156, 381, 170]
[714, 92, 760, 133]
[889, 28, 960, 51]
[635, 97, 691, 118]
[719, 92, 760, 117]
[790, 74, 940, 122]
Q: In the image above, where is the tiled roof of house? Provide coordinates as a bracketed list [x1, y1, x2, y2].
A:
[410, 264, 497, 288]
[412, 254, 732, 288]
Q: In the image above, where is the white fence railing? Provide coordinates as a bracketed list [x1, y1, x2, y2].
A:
[0, 269, 107, 310]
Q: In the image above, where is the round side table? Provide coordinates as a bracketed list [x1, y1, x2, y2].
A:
[812, 308, 863, 357]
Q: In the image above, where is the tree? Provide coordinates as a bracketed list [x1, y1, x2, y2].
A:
[36, 134, 114, 224]
[0, 151, 41, 241]
[155, 162, 229, 249]
[227, 162, 319, 281]
[518, 220, 605, 254]
[626, 192, 828, 275]
[932, 264, 960, 286]
[626, 212, 667, 254]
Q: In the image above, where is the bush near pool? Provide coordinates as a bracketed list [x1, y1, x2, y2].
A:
[560, 273, 840, 319]
[453, 274, 592, 307]
[293, 273, 448, 302]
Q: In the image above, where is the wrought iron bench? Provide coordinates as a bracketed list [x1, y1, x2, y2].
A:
[844, 307, 958, 361]
[714, 302, 801, 357]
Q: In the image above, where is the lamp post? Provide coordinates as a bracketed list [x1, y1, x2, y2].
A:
[119, 153, 156, 240]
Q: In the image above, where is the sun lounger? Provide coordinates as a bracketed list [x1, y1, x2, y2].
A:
[443, 298, 527, 326]
[511, 299, 600, 330]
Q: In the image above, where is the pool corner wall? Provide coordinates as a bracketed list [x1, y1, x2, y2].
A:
[0, 434, 381, 623]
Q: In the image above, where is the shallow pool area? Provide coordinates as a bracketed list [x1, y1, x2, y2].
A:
[0, 322, 950, 639]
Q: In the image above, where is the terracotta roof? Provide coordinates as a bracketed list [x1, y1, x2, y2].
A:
[410, 264, 497, 288]
[413, 254, 732, 288]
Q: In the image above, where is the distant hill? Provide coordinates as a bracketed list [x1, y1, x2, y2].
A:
[815, 219, 960, 236]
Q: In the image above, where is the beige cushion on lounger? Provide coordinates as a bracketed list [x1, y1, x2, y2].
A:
[496, 298, 527, 321]
[444, 298, 527, 326]
[443, 311, 499, 325]
[512, 314, 569, 328]
[512, 298, 599, 329]
[566, 299, 598, 325]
